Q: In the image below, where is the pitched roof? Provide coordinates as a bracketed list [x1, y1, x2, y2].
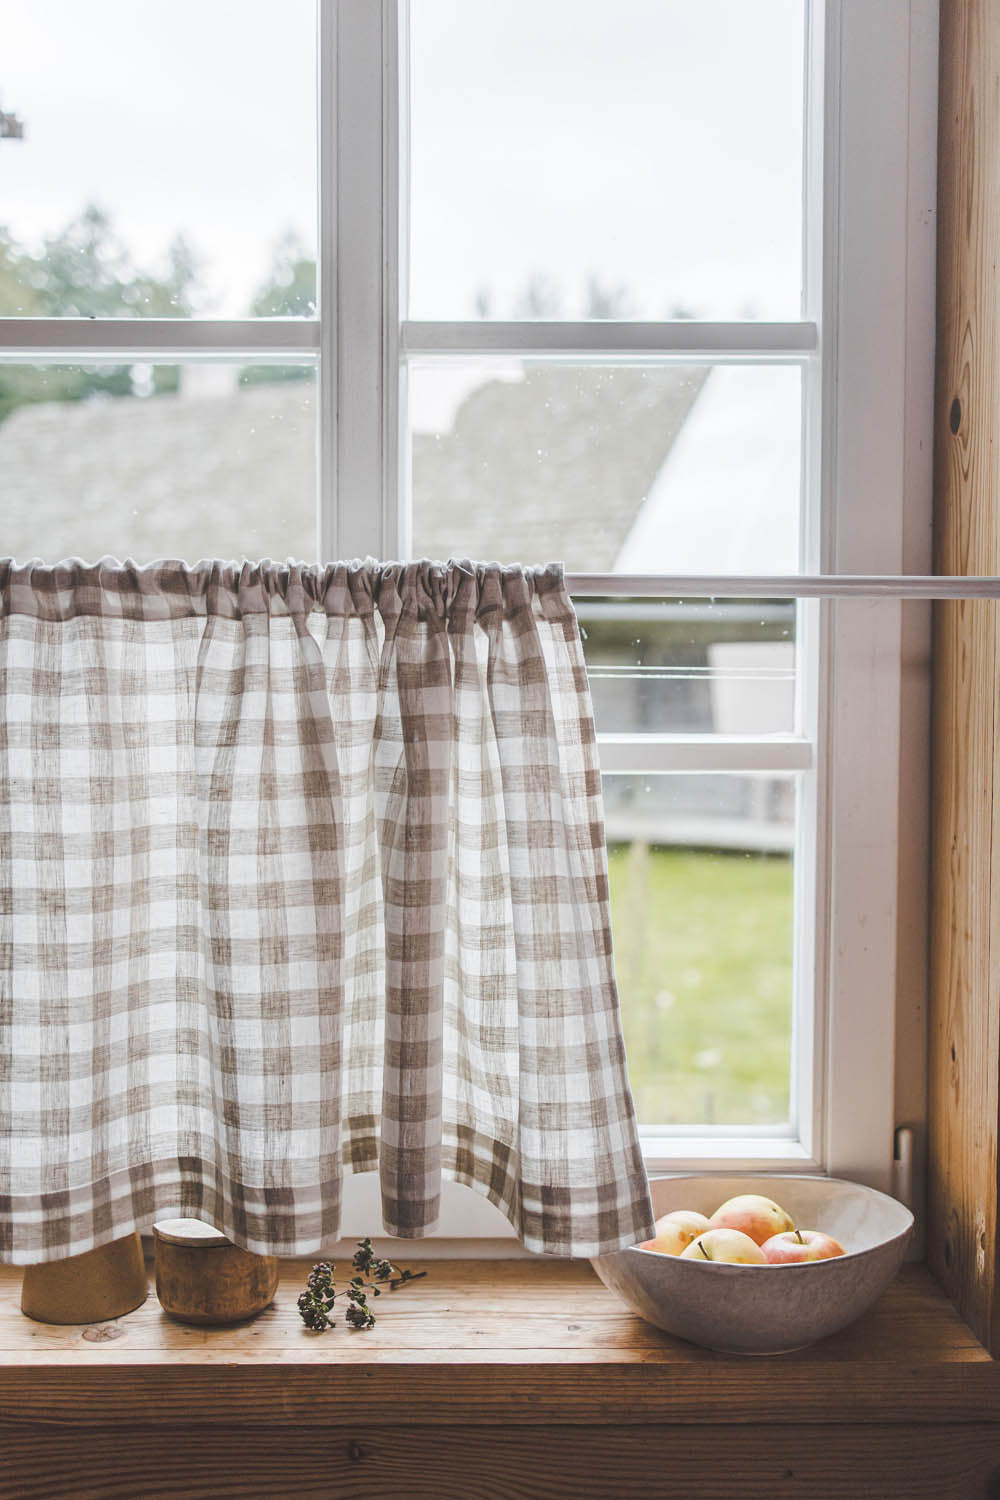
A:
[1, 367, 705, 569]
[1, 380, 317, 566]
[412, 365, 707, 570]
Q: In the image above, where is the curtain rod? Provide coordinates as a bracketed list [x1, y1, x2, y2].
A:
[563, 573, 1000, 600]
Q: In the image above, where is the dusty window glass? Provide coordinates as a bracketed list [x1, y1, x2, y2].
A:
[581, 599, 796, 737]
[409, 362, 801, 574]
[0, 362, 317, 564]
[605, 773, 796, 1129]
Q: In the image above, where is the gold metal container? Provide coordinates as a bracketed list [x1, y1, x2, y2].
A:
[152, 1218, 280, 1325]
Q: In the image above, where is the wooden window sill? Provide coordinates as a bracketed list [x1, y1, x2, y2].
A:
[2, 1258, 998, 1497]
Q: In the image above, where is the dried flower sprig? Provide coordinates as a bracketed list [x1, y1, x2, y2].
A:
[297, 1238, 426, 1333]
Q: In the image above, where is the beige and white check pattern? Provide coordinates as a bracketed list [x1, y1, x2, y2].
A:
[0, 557, 653, 1263]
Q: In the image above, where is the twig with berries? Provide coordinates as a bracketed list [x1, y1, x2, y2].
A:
[297, 1237, 426, 1333]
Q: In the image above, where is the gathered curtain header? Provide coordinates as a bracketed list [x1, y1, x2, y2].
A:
[0, 556, 571, 625]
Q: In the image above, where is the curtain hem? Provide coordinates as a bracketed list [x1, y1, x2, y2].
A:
[2, 1153, 654, 1266]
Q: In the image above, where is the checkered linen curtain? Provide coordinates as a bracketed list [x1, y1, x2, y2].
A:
[0, 557, 653, 1263]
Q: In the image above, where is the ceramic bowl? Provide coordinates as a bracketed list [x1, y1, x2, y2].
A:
[591, 1174, 913, 1354]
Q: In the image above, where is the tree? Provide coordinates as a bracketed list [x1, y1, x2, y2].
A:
[240, 233, 317, 388]
[1, 204, 198, 319]
[471, 273, 634, 321]
[512, 273, 563, 319]
[583, 276, 632, 320]
[248, 232, 316, 318]
[0, 205, 201, 425]
[0, 227, 42, 316]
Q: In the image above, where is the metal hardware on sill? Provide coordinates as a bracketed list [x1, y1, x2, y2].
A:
[892, 1126, 915, 1212]
[564, 574, 1000, 600]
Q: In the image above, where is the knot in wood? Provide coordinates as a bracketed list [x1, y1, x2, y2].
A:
[82, 1324, 125, 1342]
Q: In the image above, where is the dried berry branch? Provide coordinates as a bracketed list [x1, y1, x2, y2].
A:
[297, 1238, 426, 1333]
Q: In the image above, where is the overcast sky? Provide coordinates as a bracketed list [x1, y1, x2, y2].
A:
[2, 0, 318, 315]
[1, 0, 805, 321]
[411, 0, 805, 321]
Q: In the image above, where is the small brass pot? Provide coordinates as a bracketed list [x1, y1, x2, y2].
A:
[20, 1232, 148, 1324]
[153, 1218, 279, 1325]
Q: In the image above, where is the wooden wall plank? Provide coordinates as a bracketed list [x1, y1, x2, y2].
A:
[2, 1261, 997, 1493]
[2, 1422, 1000, 1500]
[930, 0, 1000, 1354]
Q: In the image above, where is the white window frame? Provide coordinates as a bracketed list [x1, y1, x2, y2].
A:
[1, 0, 938, 1234]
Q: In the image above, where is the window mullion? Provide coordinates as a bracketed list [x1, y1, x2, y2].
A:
[317, 0, 338, 565]
[327, 0, 395, 562]
[402, 320, 817, 360]
[819, 0, 937, 1194]
[0, 319, 318, 359]
[384, 0, 405, 559]
[596, 734, 812, 775]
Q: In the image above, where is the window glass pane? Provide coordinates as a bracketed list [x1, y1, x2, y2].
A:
[606, 773, 795, 1128]
[409, 362, 801, 573]
[1, 0, 317, 318]
[410, 0, 805, 321]
[1, 363, 317, 563]
[582, 600, 796, 735]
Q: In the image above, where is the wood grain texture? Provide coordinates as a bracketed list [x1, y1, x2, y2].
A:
[19, 1233, 147, 1326]
[1, 1258, 997, 1496]
[4, 1422, 1000, 1500]
[152, 1233, 279, 1326]
[0, 1259, 995, 1430]
[931, 0, 1000, 1355]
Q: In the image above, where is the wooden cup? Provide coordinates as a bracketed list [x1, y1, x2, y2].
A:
[153, 1218, 280, 1325]
[20, 1231, 149, 1325]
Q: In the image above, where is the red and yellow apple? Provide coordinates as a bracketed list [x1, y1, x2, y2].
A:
[708, 1193, 795, 1246]
[640, 1210, 712, 1256]
[679, 1228, 767, 1264]
[761, 1228, 846, 1264]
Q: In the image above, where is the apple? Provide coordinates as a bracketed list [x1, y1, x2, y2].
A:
[639, 1209, 712, 1256]
[708, 1193, 795, 1246]
[679, 1228, 767, 1264]
[761, 1228, 846, 1264]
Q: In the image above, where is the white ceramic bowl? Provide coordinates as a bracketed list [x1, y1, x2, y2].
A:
[591, 1174, 913, 1354]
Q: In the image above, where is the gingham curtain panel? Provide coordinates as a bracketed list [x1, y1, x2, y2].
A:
[0, 556, 653, 1264]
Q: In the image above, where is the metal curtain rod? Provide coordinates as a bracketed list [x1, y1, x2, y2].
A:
[563, 573, 1000, 600]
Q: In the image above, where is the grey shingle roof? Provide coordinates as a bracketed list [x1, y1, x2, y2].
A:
[0, 366, 705, 569]
[412, 365, 707, 571]
[1, 382, 318, 566]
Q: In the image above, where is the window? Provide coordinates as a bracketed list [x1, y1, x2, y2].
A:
[0, 1, 937, 1235]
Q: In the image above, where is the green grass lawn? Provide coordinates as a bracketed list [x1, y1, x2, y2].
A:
[607, 843, 793, 1128]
